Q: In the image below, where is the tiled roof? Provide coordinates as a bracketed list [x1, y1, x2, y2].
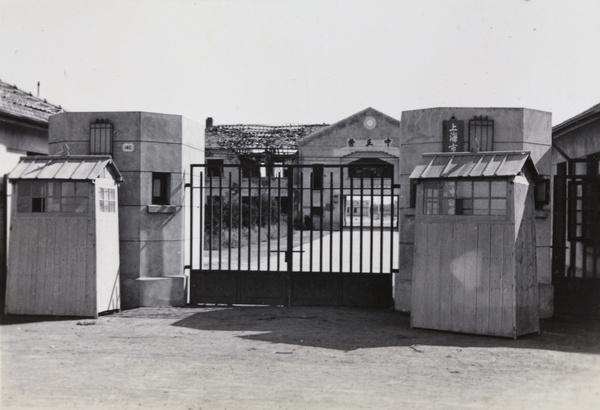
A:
[9, 155, 123, 182]
[409, 151, 538, 179]
[0, 79, 65, 123]
[206, 124, 329, 151]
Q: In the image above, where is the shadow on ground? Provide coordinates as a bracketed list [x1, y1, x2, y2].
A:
[170, 305, 600, 353]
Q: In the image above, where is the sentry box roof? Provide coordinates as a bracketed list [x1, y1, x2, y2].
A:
[409, 151, 539, 180]
[9, 155, 124, 182]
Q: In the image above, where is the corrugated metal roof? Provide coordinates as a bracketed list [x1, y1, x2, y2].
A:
[9, 156, 123, 182]
[409, 151, 538, 179]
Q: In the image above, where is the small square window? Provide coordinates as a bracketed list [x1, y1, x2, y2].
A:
[152, 173, 170, 205]
[207, 159, 223, 177]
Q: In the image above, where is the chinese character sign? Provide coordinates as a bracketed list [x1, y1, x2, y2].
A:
[442, 120, 464, 152]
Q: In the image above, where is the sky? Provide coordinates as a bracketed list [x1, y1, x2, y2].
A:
[1, 0, 600, 127]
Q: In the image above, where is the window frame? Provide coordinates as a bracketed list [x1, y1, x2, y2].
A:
[468, 116, 494, 153]
[90, 119, 114, 155]
[17, 180, 90, 214]
[151, 172, 171, 205]
[98, 187, 117, 213]
[206, 159, 224, 178]
[421, 178, 508, 219]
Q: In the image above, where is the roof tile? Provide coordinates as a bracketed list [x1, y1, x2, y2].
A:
[0, 79, 65, 123]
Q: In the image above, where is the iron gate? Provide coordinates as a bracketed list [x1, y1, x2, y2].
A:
[188, 163, 398, 308]
[552, 159, 600, 316]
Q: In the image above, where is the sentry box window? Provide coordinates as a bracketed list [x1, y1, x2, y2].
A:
[423, 180, 507, 216]
[17, 181, 90, 213]
[99, 187, 117, 213]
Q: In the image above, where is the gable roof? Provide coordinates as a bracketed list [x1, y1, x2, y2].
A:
[409, 151, 538, 179]
[9, 155, 124, 182]
[0, 80, 66, 124]
[553, 103, 600, 139]
[298, 107, 400, 146]
[205, 123, 329, 152]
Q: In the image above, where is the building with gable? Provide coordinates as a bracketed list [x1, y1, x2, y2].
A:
[1, 80, 65, 312]
[552, 103, 600, 316]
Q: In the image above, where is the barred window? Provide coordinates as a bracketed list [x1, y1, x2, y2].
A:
[17, 181, 89, 213]
[468, 116, 494, 152]
[90, 119, 114, 155]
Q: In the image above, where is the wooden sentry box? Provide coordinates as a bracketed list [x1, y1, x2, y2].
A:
[5, 156, 123, 317]
[409, 151, 540, 338]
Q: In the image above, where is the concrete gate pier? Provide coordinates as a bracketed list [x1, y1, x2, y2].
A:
[49, 112, 205, 308]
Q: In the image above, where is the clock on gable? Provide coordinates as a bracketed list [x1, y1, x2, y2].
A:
[363, 116, 377, 130]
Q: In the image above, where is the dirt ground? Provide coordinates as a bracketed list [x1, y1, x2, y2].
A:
[1, 306, 599, 410]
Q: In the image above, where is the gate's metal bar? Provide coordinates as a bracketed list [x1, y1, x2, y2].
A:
[338, 168, 346, 272]
[189, 165, 194, 271]
[208, 174, 213, 269]
[370, 174, 375, 273]
[310, 170, 314, 273]
[319, 170, 324, 273]
[277, 176, 282, 271]
[329, 171, 334, 273]
[218, 171, 223, 270]
[258, 175, 262, 271]
[286, 168, 294, 306]
[360, 175, 364, 273]
[390, 181, 395, 273]
[568, 182, 576, 278]
[349, 174, 354, 273]
[339, 167, 344, 273]
[247, 171, 252, 270]
[380, 173, 385, 274]
[238, 167, 242, 271]
[267, 175, 271, 272]
[299, 172, 304, 271]
[228, 173, 233, 271]
[199, 169, 204, 271]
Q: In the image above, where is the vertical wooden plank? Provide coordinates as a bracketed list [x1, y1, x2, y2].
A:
[424, 222, 437, 329]
[87, 217, 97, 316]
[476, 222, 491, 335]
[33, 218, 48, 315]
[451, 222, 466, 332]
[52, 218, 64, 315]
[463, 223, 479, 333]
[411, 221, 427, 327]
[81, 217, 95, 317]
[429, 221, 443, 330]
[23, 219, 38, 315]
[47, 218, 59, 316]
[502, 223, 516, 338]
[439, 222, 454, 331]
[61, 218, 73, 315]
[5, 218, 23, 313]
[488, 223, 504, 336]
[52, 218, 65, 315]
